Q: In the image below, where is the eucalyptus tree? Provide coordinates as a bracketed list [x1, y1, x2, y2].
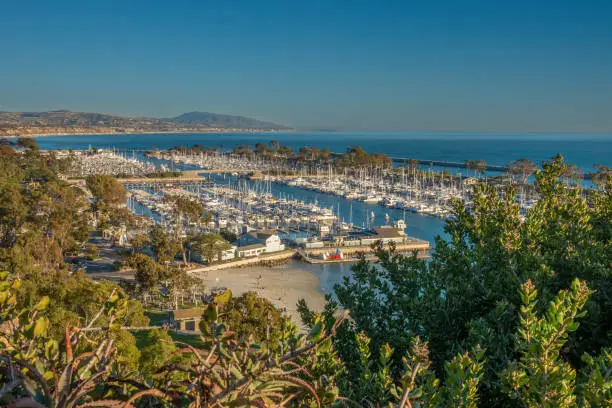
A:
[163, 195, 203, 265]
[507, 157, 537, 184]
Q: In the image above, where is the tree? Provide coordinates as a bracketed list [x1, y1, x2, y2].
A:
[473, 159, 487, 178]
[129, 233, 150, 254]
[268, 139, 280, 152]
[465, 159, 474, 175]
[86, 174, 127, 208]
[591, 163, 610, 191]
[191, 233, 232, 264]
[255, 142, 272, 157]
[0, 273, 166, 407]
[219, 230, 237, 243]
[277, 145, 293, 157]
[164, 195, 203, 265]
[0, 182, 27, 247]
[131, 253, 161, 290]
[316, 154, 611, 407]
[16, 137, 38, 150]
[232, 143, 253, 157]
[150, 224, 180, 264]
[320, 147, 331, 162]
[508, 158, 537, 184]
[140, 329, 178, 377]
[220, 291, 289, 348]
[407, 158, 419, 170]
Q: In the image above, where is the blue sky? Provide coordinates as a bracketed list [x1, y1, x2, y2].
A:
[1, 0, 611, 132]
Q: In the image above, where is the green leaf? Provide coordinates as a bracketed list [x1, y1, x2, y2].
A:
[214, 289, 232, 304]
[199, 320, 211, 336]
[309, 321, 323, 341]
[204, 305, 218, 323]
[33, 316, 50, 337]
[34, 296, 50, 311]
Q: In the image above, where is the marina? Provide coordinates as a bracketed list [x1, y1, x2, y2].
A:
[49, 141, 608, 298]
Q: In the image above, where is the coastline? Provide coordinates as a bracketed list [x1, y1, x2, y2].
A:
[2, 129, 294, 138]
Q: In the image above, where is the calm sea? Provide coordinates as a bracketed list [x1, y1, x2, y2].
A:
[32, 132, 612, 171]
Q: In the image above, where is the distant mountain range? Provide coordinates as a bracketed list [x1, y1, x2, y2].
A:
[165, 111, 289, 130]
[0, 110, 291, 136]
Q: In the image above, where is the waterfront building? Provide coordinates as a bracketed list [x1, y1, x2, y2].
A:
[236, 243, 266, 257]
[237, 230, 285, 253]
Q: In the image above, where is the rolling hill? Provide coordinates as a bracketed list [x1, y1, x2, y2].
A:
[0, 110, 290, 136]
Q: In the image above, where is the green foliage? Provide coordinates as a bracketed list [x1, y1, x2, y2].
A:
[502, 279, 594, 407]
[129, 232, 151, 254]
[0, 272, 148, 407]
[0, 151, 90, 273]
[577, 348, 612, 407]
[139, 329, 177, 377]
[190, 233, 232, 264]
[86, 174, 127, 207]
[1, 148, 610, 406]
[508, 158, 538, 184]
[330, 155, 611, 407]
[220, 291, 289, 349]
[131, 252, 162, 289]
[115, 330, 141, 372]
[391, 337, 485, 408]
[170, 291, 349, 406]
[219, 229, 238, 243]
[150, 224, 180, 264]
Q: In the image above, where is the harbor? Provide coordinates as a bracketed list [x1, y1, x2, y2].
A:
[53, 144, 604, 296]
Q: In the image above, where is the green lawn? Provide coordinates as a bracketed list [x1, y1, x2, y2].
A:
[145, 310, 168, 326]
[169, 331, 206, 349]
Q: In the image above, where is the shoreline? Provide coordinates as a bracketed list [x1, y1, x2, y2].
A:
[2, 129, 297, 138]
[87, 261, 331, 325]
[192, 264, 327, 325]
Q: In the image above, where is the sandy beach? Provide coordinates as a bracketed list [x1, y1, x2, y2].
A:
[193, 265, 327, 325]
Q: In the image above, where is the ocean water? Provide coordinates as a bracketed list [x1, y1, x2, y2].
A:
[32, 132, 612, 171]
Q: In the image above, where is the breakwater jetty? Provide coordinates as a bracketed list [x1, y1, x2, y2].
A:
[389, 157, 508, 172]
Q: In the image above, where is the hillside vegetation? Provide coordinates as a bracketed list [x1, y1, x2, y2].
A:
[0, 110, 289, 136]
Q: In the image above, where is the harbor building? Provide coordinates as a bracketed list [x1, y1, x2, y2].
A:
[236, 243, 266, 258]
[236, 230, 285, 253]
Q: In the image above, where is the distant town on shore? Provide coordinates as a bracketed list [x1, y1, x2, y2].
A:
[0, 110, 293, 136]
